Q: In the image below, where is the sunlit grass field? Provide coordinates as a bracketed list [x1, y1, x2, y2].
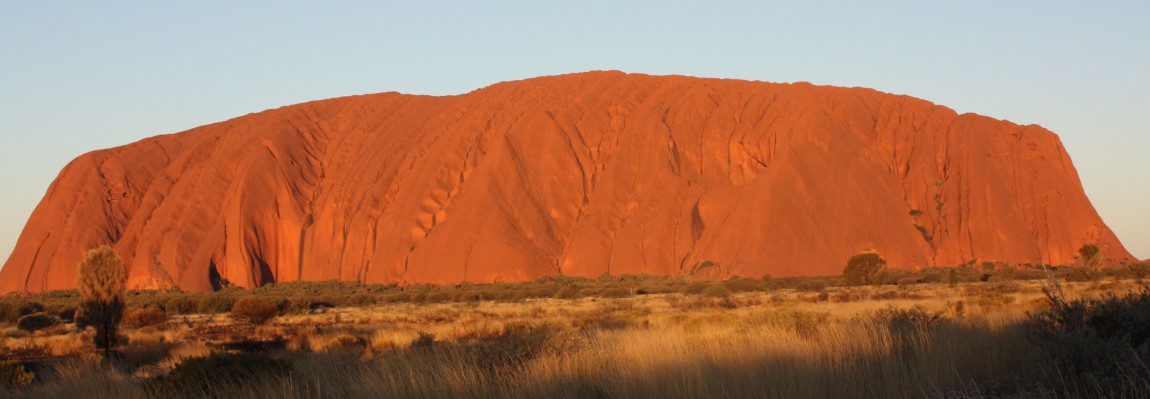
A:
[1, 272, 1147, 398]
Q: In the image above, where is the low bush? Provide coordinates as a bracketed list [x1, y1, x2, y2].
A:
[553, 285, 581, 299]
[792, 279, 829, 293]
[722, 277, 763, 293]
[16, 312, 56, 332]
[760, 274, 775, 288]
[679, 282, 709, 295]
[831, 289, 865, 303]
[1061, 267, 1094, 282]
[895, 277, 919, 286]
[1128, 262, 1150, 279]
[158, 296, 196, 314]
[919, 272, 943, 284]
[16, 302, 45, 318]
[702, 285, 731, 298]
[230, 297, 279, 325]
[47, 304, 78, 323]
[122, 307, 169, 329]
[0, 299, 44, 324]
[194, 294, 237, 314]
[598, 287, 632, 298]
[1029, 288, 1150, 395]
[875, 269, 911, 285]
[1013, 269, 1046, 281]
[0, 300, 21, 325]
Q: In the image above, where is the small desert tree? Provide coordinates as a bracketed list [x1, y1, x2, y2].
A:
[1078, 243, 1102, 276]
[77, 246, 127, 358]
[844, 251, 886, 286]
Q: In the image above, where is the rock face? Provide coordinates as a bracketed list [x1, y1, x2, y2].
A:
[0, 72, 1133, 292]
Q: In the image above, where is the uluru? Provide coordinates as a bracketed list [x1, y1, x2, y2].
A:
[0, 71, 1133, 292]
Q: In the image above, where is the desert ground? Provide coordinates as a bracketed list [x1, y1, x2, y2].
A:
[1, 265, 1149, 398]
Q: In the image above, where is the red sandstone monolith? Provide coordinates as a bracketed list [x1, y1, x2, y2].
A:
[0, 72, 1132, 292]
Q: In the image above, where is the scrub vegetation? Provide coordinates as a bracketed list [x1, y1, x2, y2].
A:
[0, 262, 1148, 398]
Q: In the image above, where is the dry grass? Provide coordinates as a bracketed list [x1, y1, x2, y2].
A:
[0, 278, 1144, 398]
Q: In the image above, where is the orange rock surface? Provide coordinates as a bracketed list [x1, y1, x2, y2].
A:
[0, 72, 1133, 292]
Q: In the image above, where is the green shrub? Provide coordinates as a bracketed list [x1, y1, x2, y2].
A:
[383, 291, 414, 303]
[831, 290, 865, 303]
[0, 299, 19, 324]
[701, 285, 731, 298]
[48, 304, 78, 323]
[679, 282, 709, 295]
[760, 274, 775, 290]
[160, 297, 189, 314]
[1128, 262, 1150, 279]
[553, 285, 581, 299]
[895, 278, 918, 286]
[1012, 269, 1045, 281]
[122, 307, 169, 329]
[423, 291, 450, 303]
[843, 252, 886, 286]
[16, 312, 56, 332]
[1078, 243, 1102, 271]
[18, 301, 45, 317]
[0, 299, 44, 324]
[793, 279, 828, 293]
[994, 266, 1017, 281]
[1062, 267, 1093, 282]
[348, 293, 376, 306]
[194, 294, 236, 314]
[230, 296, 279, 325]
[722, 278, 763, 293]
[875, 268, 910, 285]
[598, 287, 632, 298]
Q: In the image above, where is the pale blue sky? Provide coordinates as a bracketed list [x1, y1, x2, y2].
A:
[1, 1, 1147, 265]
